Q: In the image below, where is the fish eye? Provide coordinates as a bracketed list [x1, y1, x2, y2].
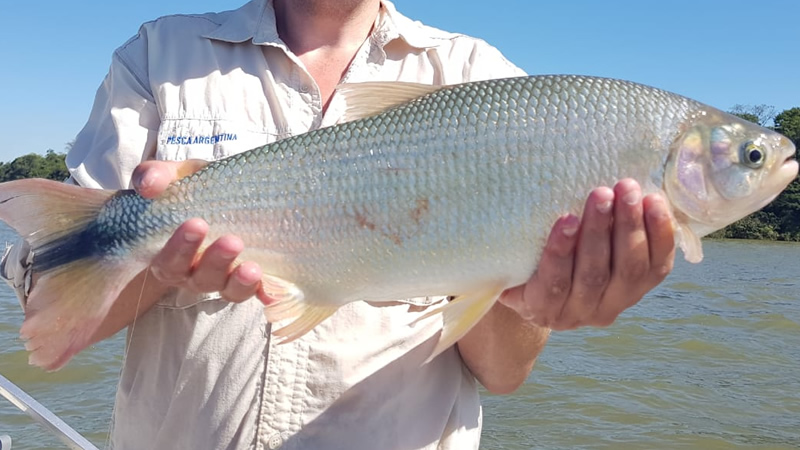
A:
[742, 142, 766, 168]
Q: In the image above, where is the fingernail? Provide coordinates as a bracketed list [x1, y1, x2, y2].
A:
[561, 214, 579, 237]
[622, 189, 641, 206]
[647, 200, 670, 221]
[596, 200, 613, 214]
[236, 269, 259, 286]
[220, 249, 239, 260]
[184, 231, 202, 243]
[135, 172, 154, 190]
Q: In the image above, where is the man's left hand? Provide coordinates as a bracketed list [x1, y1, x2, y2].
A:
[499, 178, 675, 330]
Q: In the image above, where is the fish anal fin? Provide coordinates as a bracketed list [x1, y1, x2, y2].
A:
[413, 283, 506, 364]
[270, 305, 338, 344]
[260, 274, 337, 343]
[337, 81, 444, 122]
[260, 274, 306, 321]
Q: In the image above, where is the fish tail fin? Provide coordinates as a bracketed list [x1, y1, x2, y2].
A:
[261, 274, 337, 343]
[0, 179, 145, 371]
[0, 179, 113, 248]
[21, 260, 143, 370]
[413, 284, 505, 364]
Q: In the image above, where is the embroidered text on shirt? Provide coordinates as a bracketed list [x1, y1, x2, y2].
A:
[166, 134, 238, 145]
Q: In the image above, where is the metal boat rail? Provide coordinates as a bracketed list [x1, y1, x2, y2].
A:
[0, 372, 98, 450]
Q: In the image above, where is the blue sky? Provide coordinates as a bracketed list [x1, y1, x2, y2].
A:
[0, 0, 797, 163]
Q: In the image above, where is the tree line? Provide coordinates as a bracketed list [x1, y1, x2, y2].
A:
[1, 106, 799, 240]
[0, 149, 69, 182]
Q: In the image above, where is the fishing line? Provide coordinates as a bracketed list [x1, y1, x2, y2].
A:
[103, 267, 149, 450]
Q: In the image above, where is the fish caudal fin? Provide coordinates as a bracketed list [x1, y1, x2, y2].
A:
[21, 259, 140, 370]
[0, 179, 143, 371]
[413, 283, 506, 364]
[261, 274, 337, 343]
[0, 179, 113, 249]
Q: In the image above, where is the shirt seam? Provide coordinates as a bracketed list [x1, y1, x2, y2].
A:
[113, 45, 154, 103]
[141, 13, 223, 29]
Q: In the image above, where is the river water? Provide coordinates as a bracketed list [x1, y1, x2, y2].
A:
[0, 225, 798, 449]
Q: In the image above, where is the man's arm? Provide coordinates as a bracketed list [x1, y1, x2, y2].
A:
[458, 180, 675, 394]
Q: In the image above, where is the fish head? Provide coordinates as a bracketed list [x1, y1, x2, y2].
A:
[664, 109, 797, 260]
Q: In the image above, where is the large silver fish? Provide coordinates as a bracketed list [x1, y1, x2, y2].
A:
[0, 75, 795, 370]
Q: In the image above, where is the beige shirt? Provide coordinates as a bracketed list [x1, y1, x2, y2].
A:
[63, 1, 525, 449]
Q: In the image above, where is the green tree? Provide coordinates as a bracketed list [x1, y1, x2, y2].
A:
[762, 107, 800, 240]
[775, 107, 800, 146]
[729, 104, 777, 127]
[0, 151, 68, 182]
[732, 112, 760, 125]
[43, 149, 69, 181]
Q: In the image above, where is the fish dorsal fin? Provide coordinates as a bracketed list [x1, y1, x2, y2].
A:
[337, 81, 444, 122]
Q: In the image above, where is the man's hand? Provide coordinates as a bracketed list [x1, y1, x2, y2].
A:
[499, 178, 675, 330]
[132, 160, 271, 304]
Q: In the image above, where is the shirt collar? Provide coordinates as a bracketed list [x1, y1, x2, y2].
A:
[201, 0, 280, 44]
[202, 0, 446, 49]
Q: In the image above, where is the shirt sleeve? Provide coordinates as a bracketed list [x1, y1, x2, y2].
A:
[1, 30, 161, 309]
[66, 30, 160, 190]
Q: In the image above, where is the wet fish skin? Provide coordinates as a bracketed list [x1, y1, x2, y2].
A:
[0, 75, 795, 370]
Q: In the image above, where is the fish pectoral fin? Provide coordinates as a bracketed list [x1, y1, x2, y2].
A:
[260, 274, 337, 343]
[677, 225, 704, 263]
[336, 81, 445, 122]
[412, 283, 506, 364]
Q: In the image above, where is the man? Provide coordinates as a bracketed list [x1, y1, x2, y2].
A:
[2, 0, 674, 448]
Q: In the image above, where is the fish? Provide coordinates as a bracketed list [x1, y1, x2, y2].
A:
[0, 75, 795, 371]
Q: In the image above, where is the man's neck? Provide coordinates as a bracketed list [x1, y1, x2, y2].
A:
[274, 0, 379, 55]
[273, 0, 381, 111]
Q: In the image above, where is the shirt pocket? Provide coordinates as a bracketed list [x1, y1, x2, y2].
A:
[156, 118, 290, 162]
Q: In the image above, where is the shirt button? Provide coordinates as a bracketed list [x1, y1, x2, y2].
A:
[268, 433, 283, 449]
[299, 85, 311, 94]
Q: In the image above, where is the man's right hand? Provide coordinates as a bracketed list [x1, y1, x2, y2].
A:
[132, 160, 271, 304]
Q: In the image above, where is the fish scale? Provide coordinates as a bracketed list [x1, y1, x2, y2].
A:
[125, 75, 775, 311]
[134, 77, 684, 302]
[0, 75, 794, 370]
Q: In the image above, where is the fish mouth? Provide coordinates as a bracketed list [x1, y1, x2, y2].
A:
[779, 157, 799, 183]
[746, 157, 798, 214]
